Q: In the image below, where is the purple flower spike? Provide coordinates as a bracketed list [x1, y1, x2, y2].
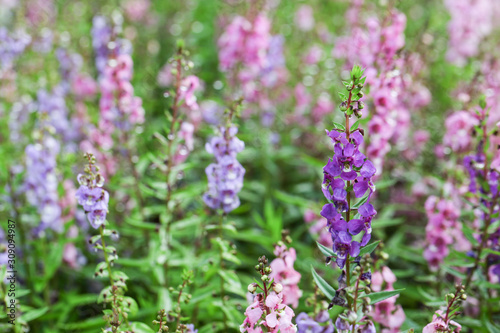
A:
[203, 126, 245, 213]
[320, 124, 378, 268]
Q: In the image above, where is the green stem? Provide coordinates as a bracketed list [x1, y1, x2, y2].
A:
[99, 226, 114, 287]
[218, 214, 228, 332]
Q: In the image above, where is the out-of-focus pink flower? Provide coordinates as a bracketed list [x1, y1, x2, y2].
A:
[311, 93, 334, 124]
[444, 0, 496, 66]
[370, 266, 405, 332]
[269, 245, 302, 308]
[304, 209, 332, 248]
[72, 74, 97, 99]
[303, 45, 323, 65]
[424, 195, 470, 271]
[157, 63, 174, 87]
[179, 75, 201, 111]
[443, 111, 479, 153]
[123, 0, 150, 22]
[295, 5, 315, 31]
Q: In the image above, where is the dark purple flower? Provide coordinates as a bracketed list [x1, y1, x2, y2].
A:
[333, 231, 361, 268]
[320, 203, 347, 237]
[348, 203, 377, 246]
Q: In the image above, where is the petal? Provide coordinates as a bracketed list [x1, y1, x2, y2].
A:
[348, 219, 364, 235]
[320, 203, 336, 220]
[360, 160, 376, 178]
[350, 131, 364, 146]
[341, 170, 357, 181]
[361, 232, 371, 246]
[265, 313, 278, 328]
[359, 203, 376, 217]
[323, 158, 341, 177]
[353, 181, 368, 198]
[332, 178, 345, 189]
[353, 151, 366, 168]
[333, 188, 347, 201]
[344, 143, 355, 157]
[350, 241, 361, 257]
[337, 231, 351, 244]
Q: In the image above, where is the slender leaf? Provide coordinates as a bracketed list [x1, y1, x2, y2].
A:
[311, 267, 335, 300]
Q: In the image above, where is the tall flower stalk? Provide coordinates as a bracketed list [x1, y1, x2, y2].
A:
[76, 153, 136, 333]
[203, 100, 245, 330]
[314, 66, 393, 332]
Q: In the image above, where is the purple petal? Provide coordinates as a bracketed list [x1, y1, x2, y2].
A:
[333, 188, 347, 201]
[320, 203, 336, 220]
[353, 151, 366, 168]
[323, 158, 341, 177]
[350, 241, 361, 257]
[353, 181, 368, 198]
[334, 143, 342, 157]
[337, 231, 352, 244]
[360, 160, 376, 178]
[327, 130, 340, 140]
[336, 256, 346, 269]
[341, 170, 357, 181]
[332, 178, 345, 189]
[350, 131, 364, 146]
[361, 232, 371, 246]
[359, 203, 376, 217]
[344, 143, 355, 157]
[348, 219, 364, 235]
[331, 218, 348, 233]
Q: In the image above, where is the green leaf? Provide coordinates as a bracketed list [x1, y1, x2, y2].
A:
[360, 289, 404, 304]
[462, 225, 479, 246]
[332, 122, 346, 131]
[350, 120, 360, 131]
[311, 267, 335, 300]
[317, 242, 334, 257]
[351, 194, 369, 209]
[358, 241, 381, 257]
[338, 92, 347, 101]
[128, 322, 155, 333]
[20, 307, 49, 322]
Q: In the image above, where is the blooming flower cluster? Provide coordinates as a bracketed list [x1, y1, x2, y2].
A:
[370, 266, 405, 333]
[423, 196, 469, 271]
[218, 12, 288, 121]
[320, 127, 377, 268]
[444, 0, 500, 66]
[269, 243, 302, 308]
[203, 126, 245, 213]
[24, 119, 62, 234]
[75, 154, 110, 229]
[241, 256, 297, 333]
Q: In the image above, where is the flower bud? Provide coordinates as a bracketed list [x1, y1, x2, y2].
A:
[346, 310, 357, 322]
[273, 283, 283, 293]
[248, 283, 257, 293]
[265, 266, 272, 274]
[461, 294, 467, 300]
[261, 274, 269, 282]
[358, 101, 365, 109]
